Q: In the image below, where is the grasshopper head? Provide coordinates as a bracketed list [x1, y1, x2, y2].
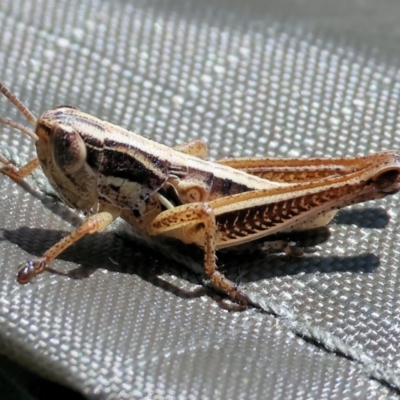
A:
[35, 106, 104, 212]
[0, 83, 103, 212]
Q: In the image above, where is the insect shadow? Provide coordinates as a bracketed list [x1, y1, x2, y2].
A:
[334, 207, 390, 229]
[0, 226, 208, 300]
[1, 224, 380, 303]
[1, 180, 384, 304]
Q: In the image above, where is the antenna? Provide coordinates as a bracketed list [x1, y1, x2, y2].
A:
[0, 82, 39, 141]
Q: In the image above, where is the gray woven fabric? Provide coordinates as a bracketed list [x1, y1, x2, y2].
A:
[1, 0, 400, 398]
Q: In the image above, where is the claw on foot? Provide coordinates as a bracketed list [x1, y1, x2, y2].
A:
[17, 259, 47, 284]
[229, 289, 252, 307]
[285, 242, 304, 257]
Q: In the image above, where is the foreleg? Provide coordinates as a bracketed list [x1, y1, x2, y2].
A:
[17, 205, 120, 283]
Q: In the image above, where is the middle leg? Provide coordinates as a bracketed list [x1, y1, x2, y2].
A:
[146, 202, 251, 305]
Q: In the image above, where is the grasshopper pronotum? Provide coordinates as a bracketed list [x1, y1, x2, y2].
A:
[1, 82, 400, 306]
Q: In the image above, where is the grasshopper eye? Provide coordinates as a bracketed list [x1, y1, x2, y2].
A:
[51, 125, 87, 173]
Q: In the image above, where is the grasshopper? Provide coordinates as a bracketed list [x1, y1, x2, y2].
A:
[1, 81, 400, 306]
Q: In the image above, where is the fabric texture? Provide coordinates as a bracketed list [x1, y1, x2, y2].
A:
[0, 0, 400, 398]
